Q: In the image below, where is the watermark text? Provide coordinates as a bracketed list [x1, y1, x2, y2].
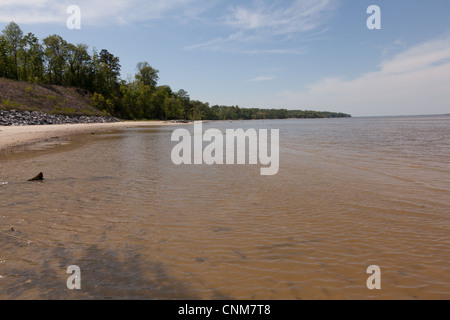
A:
[171, 122, 279, 176]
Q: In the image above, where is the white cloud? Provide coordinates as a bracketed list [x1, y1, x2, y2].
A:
[0, 0, 336, 55]
[243, 49, 306, 55]
[248, 75, 276, 82]
[275, 35, 450, 116]
[184, 31, 306, 55]
[184, 31, 259, 51]
[185, 0, 336, 53]
[225, 0, 335, 35]
[0, 0, 49, 5]
[0, 0, 206, 25]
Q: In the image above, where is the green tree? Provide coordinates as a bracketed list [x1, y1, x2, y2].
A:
[91, 92, 114, 115]
[120, 81, 141, 119]
[136, 83, 153, 119]
[100, 49, 121, 93]
[19, 32, 44, 82]
[191, 100, 210, 120]
[91, 49, 121, 97]
[176, 89, 193, 120]
[135, 61, 159, 89]
[0, 36, 9, 78]
[43, 34, 68, 84]
[2, 22, 24, 80]
[151, 86, 173, 120]
[66, 43, 91, 87]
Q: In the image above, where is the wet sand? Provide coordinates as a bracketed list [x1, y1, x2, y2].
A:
[0, 121, 182, 152]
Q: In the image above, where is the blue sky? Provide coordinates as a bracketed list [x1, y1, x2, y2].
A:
[1, 0, 449, 116]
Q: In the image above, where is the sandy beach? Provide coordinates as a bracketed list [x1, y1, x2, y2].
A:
[0, 121, 182, 152]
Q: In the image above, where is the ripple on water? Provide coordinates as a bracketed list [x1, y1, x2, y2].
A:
[0, 117, 449, 300]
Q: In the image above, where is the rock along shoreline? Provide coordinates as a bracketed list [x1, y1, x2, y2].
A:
[0, 109, 120, 126]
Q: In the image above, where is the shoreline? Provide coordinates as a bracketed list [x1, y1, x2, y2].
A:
[0, 121, 187, 153]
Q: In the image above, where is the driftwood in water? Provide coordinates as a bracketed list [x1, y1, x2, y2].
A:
[28, 172, 44, 182]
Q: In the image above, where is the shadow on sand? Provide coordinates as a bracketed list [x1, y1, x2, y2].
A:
[1, 243, 222, 300]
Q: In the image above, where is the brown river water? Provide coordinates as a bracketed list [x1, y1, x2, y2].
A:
[0, 116, 449, 300]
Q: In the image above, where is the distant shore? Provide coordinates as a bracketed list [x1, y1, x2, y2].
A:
[0, 121, 187, 152]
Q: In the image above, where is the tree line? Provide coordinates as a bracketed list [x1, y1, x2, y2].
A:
[0, 22, 351, 120]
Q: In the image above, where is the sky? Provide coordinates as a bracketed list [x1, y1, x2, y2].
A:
[0, 0, 449, 116]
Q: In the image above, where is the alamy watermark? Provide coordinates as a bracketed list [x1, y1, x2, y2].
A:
[366, 265, 382, 290]
[367, 5, 381, 30]
[66, 265, 81, 290]
[171, 122, 280, 176]
[66, 5, 81, 30]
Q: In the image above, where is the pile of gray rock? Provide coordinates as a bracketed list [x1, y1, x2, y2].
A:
[0, 109, 120, 126]
[169, 120, 191, 124]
